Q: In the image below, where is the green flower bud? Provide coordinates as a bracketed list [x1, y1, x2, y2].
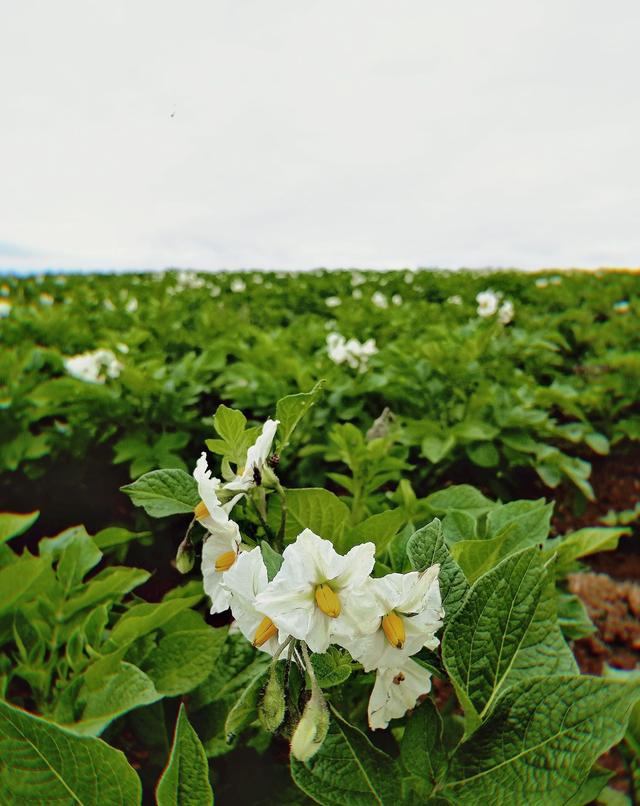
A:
[290, 687, 329, 762]
[259, 664, 286, 733]
[259, 463, 281, 491]
[175, 539, 195, 574]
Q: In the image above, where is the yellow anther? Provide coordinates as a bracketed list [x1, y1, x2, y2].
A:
[314, 584, 341, 618]
[194, 500, 209, 520]
[381, 611, 406, 649]
[214, 550, 237, 572]
[253, 616, 278, 647]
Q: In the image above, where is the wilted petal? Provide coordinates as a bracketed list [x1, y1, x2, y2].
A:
[368, 660, 432, 730]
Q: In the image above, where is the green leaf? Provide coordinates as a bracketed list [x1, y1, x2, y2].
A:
[56, 531, 103, 591]
[224, 670, 267, 740]
[71, 662, 160, 735]
[276, 380, 325, 452]
[291, 708, 402, 805]
[346, 509, 406, 555]
[400, 699, 445, 787]
[311, 647, 353, 688]
[406, 518, 469, 619]
[0, 510, 39, 544]
[107, 597, 201, 649]
[466, 442, 500, 467]
[63, 566, 150, 618]
[557, 592, 596, 640]
[92, 527, 150, 552]
[585, 432, 610, 455]
[442, 547, 575, 723]
[260, 541, 284, 581]
[207, 404, 256, 465]
[157, 704, 213, 806]
[143, 629, 227, 696]
[284, 488, 350, 544]
[485, 499, 553, 546]
[425, 485, 496, 517]
[121, 469, 200, 517]
[421, 434, 456, 464]
[0, 555, 50, 616]
[443, 676, 640, 806]
[547, 527, 631, 575]
[0, 698, 141, 804]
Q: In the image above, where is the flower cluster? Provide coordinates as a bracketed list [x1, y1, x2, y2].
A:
[326, 332, 378, 372]
[476, 289, 515, 324]
[193, 420, 444, 736]
[64, 348, 124, 384]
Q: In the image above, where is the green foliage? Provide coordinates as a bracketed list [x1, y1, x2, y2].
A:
[156, 705, 214, 806]
[121, 468, 200, 517]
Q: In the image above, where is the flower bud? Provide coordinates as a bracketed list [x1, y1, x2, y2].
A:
[175, 540, 195, 574]
[259, 463, 281, 491]
[259, 665, 286, 733]
[290, 688, 329, 762]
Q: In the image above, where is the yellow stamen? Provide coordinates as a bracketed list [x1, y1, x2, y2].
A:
[194, 500, 209, 520]
[315, 583, 341, 618]
[253, 616, 278, 647]
[381, 611, 406, 649]
[214, 550, 237, 572]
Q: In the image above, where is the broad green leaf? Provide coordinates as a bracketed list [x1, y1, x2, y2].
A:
[441, 510, 477, 545]
[0, 554, 50, 616]
[311, 647, 353, 688]
[421, 434, 456, 463]
[260, 540, 284, 581]
[63, 566, 150, 618]
[92, 527, 150, 551]
[55, 531, 102, 591]
[157, 704, 213, 806]
[276, 380, 325, 451]
[224, 669, 267, 740]
[121, 469, 199, 517]
[547, 527, 631, 575]
[406, 518, 469, 618]
[564, 769, 613, 806]
[107, 597, 201, 649]
[144, 628, 227, 696]
[346, 508, 406, 554]
[557, 592, 596, 640]
[400, 699, 445, 787]
[284, 488, 350, 543]
[206, 404, 258, 465]
[466, 442, 499, 467]
[485, 499, 553, 545]
[443, 676, 640, 806]
[0, 698, 141, 805]
[585, 432, 610, 455]
[425, 485, 496, 517]
[71, 662, 160, 735]
[0, 510, 39, 544]
[291, 708, 402, 806]
[442, 547, 575, 722]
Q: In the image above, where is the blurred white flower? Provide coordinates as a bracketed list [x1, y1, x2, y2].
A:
[0, 284, 10, 297]
[404, 272, 415, 284]
[476, 290, 500, 317]
[125, 297, 138, 313]
[103, 298, 116, 311]
[39, 293, 54, 307]
[231, 278, 246, 293]
[325, 296, 342, 308]
[391, 294, 403, 306]
[498, 299, 515, 324]
[64, 349, 123, 383]
[549, 275, 562, 285]
[209, 285, 221, 297]
[350, 272, 366, 286]
[352, 288, 363, 300]
[447, 295, 462, 305]
[116, 343, 129, 354]
[327, 333, 377, 372]
[252, 274, 264, 285]
[0, 300, 12, 318]
[368, 659, 432, 730]
[613, 300, 630, 314]
[372, 291, 388, 309]
[535, 277, 549, 289]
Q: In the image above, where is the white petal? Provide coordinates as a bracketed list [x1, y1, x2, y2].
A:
[304, 608, 333, 654]
[201, 528, 241, 614]
[334, 542, 376, 589]
[398, 565, 442, 616]
[254, 578, 315, 641]
[193, 452, 223, 517]
[368, 660, 432, 730]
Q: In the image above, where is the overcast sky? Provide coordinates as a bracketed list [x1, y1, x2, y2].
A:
[2, 1, 640, 272]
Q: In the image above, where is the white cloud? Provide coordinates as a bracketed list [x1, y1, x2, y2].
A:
[1, 0, 639, 271]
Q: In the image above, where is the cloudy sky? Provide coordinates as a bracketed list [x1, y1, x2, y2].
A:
[2, 1, 639, 272]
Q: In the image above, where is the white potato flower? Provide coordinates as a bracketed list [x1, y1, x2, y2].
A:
[0, 300, 12, 318]
[64, 349, 123, 383]
[325, 296, 342, 308]
[255, 529, 379, 654]
[39, 292, 54, 306]
[447, 295, 462, 305]
[222, 547, 285, 656]
[327, 333, 377, 372]
[372, 291, 388, 309]
[231, 278, 246, 293]
[476, 290, 500, 318]
[225, 418, 279, 492]
[125, 297, 138, 313]
[498, 299, 515, 324]
[368, 659, 433, 730]
[535, 277, 549, 289]
[192, 452, 243, 530]
[201, 519, 242, 614]
[341, 566, 443, 672]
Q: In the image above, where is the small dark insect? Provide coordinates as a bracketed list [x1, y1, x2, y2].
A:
[393, 673, 406, 685]
[253, 466, 262, 485]
[268, 453, 280, 467]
